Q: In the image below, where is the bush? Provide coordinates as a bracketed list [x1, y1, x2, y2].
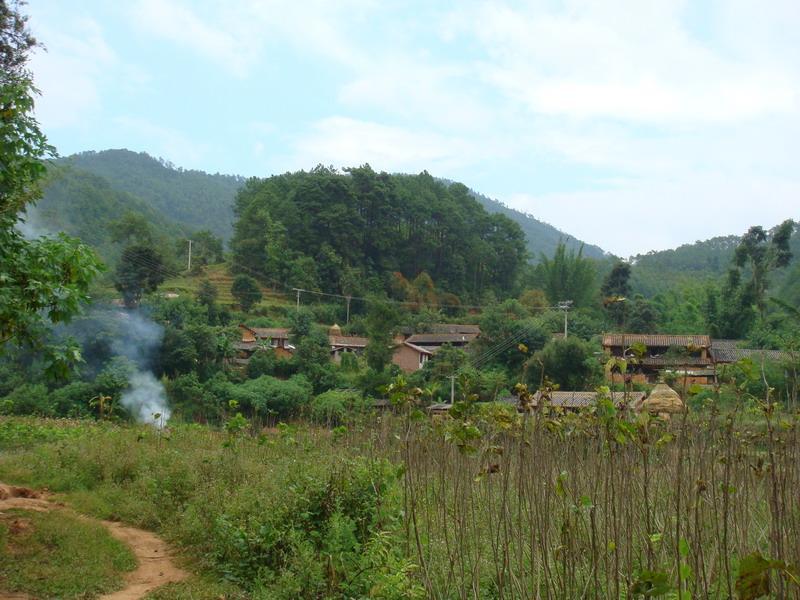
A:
[228, 375, 313, 419]
[310, 389, 370, 426]
[50, 382, 95, 418]
[0, 383, 52, 416]
[245, 349, 278, 379]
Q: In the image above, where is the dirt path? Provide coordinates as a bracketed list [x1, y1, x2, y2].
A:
[0, 483, 188, 600]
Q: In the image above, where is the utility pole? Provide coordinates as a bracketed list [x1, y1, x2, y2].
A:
[557, 300, 573, 339]
[345, 295, 352, 325]
[449, 374, 456, 405]
[292, 288, 301, 311]
[186, 239, 192, 271]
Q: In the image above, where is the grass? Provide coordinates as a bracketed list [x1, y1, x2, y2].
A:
[159, 262, 289, 309]
[0, 508, 136, 599]
[1, 406, 799, 598]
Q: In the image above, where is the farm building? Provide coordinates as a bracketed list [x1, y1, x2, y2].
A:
[602, 333, 714, 385]
[391, 331, 480, 373]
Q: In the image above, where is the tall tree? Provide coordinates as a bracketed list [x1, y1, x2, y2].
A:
[114, 245, 166, 308]
[1, 0, 100, 375]
[733, 221, 795, 318]
[536, 242, 596, 307]
[231, 274, 262, 312]
[364, 297, 399, 372]
[602, 261, 631, 327]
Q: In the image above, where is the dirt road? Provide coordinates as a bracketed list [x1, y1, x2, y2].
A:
[0, 483, 187, 599]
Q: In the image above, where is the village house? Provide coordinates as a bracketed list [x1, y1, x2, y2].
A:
[602, 333, 714, 385]
[327, 324, 368, 363]
[710, 339, 790, 366]
[531, 390, 646, 411]
[235, 325, 293, 364]
[429, 390, 647, 415]
[391, 328, 480, 373]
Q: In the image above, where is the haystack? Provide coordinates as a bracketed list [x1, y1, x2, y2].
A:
[637, 383, 685, 416]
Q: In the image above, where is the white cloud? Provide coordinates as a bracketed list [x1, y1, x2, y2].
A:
[130, 0, 372, 77]
[131, 0, 255, 77]
[288, 116, 483, 173]
[28, 17, 117, 128]
[447, 1, 799, 123]
[507, 172, 800, 257]
[113, 116, 211, 167]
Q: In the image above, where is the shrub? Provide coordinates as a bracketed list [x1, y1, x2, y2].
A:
[310, 389, 370, 426]
[0, 383, 52, 416]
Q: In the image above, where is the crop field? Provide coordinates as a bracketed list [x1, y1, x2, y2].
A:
[1, 402, 799, 599]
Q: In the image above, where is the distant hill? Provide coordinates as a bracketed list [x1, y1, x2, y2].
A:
[31, 165, 187, 264]
[460, 187, 609, 261]
[50, 151, 609, 262]
[630, 224, 800, 299]
[58, 150, 244, 241]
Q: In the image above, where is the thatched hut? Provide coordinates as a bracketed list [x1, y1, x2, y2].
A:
[635, 383, 685, 418]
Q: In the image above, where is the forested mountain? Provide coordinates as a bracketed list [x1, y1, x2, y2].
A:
[30, 166, 187, 263]
[51, 150, 608, 260]
[231, 166, 528, 300]
[58, 150, 244, 240]
[467, 189, 608, 260]
[630, 225, 800, 299]
[630, 235, 740, 296]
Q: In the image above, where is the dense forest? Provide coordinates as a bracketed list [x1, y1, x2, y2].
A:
[57, 150, 245, 240]
[231, 166, 529, 300]
[41, 149, 606, 263]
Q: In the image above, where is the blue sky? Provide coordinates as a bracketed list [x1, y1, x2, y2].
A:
[27, 0, 800, 256]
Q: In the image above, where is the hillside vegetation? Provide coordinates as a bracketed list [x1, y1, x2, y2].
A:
[42, 150, 611, 265]
[31, 165, 187, 264]
[468, 188, 607, 260]
[232, 166, 529, 300]
[58, 150, 244, 241]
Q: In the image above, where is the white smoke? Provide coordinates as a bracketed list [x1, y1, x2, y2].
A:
[63, 307, 173, 428]
[120, 371, 171, 427]
[15, 206, 54, 240]
[112, 311, 171, 428]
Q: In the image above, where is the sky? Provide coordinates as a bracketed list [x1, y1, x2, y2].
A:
[26, 0, 800, 257]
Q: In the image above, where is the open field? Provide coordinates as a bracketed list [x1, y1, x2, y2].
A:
[1, 405, 799, 599]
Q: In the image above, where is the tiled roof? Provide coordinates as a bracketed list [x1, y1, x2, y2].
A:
[329, 335, 368, 348]
[640, 357, 713, 366]
[250, 327, 290, 339]
[603, 334, 711, 348]
[403, 342, 434, 355]
[532, 391, 645, 409]
[430, 324, 481, 334]
[406, 333, 478, 345]
[711, 340, 789, 363]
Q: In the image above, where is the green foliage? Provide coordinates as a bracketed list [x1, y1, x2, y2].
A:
[474, 302, 549, 373]
[61, 149, 244, 241]
[231, 167, 528, 299]
[734, 220, 795, 317]
[0, 508, 136, 599]
[34, 166, 188, 265]
[114, 244, 166, 307]
[1, 42, 102, 369]
[627, 294, 660, 333]
[530, 337, 602, 390]
[532, 242, 596, 307]
[364, 297, 399, 372]
[222, 374, 313, 418]
[231, 274, 262, 311]
[468, 188, 606, 260]
[310, 389, 370, 426]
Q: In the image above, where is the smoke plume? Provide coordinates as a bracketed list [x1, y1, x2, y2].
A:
[121, 371, 171, 426]
[110, 310, 171, 427]
[57, 306, 172, 427]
